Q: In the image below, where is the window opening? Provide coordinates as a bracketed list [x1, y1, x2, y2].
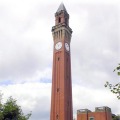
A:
[57, 88, 59, 92]
[58, 17, 61, 23]
[89, 117, 94, 120]
[58, 57, 60, 61]
[56, 114, 59, 119]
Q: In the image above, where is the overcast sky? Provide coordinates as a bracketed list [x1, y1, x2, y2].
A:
[0, 0, 120, 120]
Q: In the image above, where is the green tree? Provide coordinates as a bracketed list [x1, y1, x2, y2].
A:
[105, 64, 120, 99]
[0, 95, 31, 120]
[0, 92, 3, 119]
[112, 114, 120, 120]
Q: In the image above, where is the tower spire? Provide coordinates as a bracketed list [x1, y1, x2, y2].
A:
[56, 2, 67, 13]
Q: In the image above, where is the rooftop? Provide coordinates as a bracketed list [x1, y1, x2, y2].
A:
[56, 2, 67, 13]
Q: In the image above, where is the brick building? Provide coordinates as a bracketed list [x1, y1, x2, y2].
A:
[77, 106, 112, 120]
[50, 3, 73, 120]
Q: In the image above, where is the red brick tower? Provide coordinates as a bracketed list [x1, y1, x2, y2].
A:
[50, 3, 73, 120]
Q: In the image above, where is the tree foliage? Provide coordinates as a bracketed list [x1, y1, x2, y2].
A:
[0, 95, 31, 120]
[112, 114, 120, 120]
[105, 64, 120, 99]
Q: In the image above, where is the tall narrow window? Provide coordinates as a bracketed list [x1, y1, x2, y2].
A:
[58, 57, 60, 61]
[58, 17, 61, 23]
[57, 88, 59, 92]
[56, 114, 59, 119]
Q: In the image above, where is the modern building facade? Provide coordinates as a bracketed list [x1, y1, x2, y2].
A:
[77, 106, 112, 120]
[50, 3, 73, 120]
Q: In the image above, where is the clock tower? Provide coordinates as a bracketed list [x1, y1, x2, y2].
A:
[50, 3, 73, 120]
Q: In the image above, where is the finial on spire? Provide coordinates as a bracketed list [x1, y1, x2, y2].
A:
[56, 2, 67, 13]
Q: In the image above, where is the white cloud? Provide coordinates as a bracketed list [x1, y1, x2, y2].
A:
[0, 0, 120, 120]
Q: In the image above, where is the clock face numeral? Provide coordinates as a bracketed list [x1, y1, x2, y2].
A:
[55, 42, 62, 50]
[65, 43, 69, 51]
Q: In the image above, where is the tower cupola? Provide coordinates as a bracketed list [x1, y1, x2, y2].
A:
[56, 2, 67, 13]
[55, 3, 69, 26]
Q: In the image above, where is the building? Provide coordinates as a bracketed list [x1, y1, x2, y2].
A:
[50, 3, 115, 120]
[77, 106, 112, 120]
[50, 3, 73, 120]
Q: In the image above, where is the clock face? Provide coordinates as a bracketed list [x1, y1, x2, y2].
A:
[65, 43, 69, 51]
[55, 42, 62, 50]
